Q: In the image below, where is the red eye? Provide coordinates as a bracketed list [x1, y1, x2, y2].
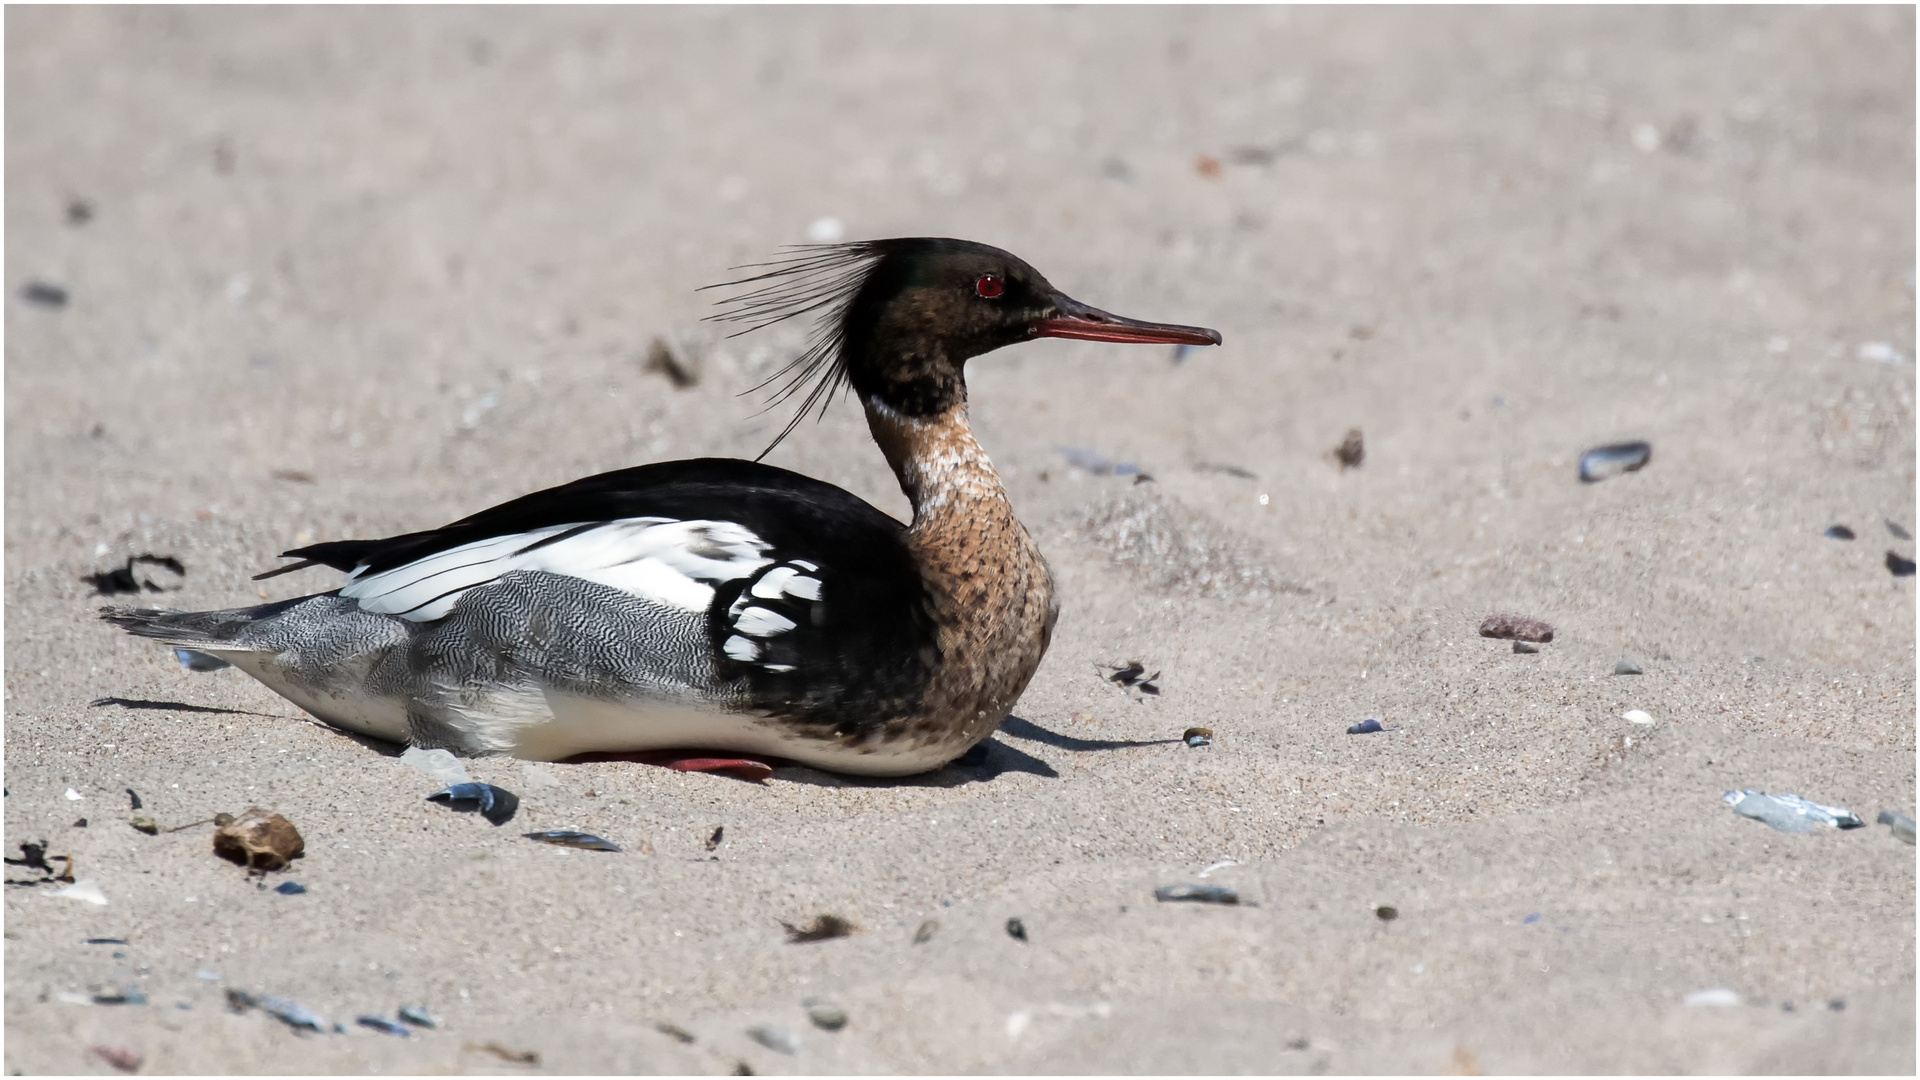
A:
[975, 274, 1004, 299]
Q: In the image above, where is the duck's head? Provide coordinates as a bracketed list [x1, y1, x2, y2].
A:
[708, 237, 1221, 449]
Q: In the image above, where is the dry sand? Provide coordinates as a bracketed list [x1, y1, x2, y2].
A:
[5, 6, 1915, 1074]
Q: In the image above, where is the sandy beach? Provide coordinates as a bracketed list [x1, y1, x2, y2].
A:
[5, 6, 1914, 1073]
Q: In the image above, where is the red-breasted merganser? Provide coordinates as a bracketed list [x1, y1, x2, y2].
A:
[104, 238, 1221, 776]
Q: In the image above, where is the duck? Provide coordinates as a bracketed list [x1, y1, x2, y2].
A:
[103, 237, 1222, 777]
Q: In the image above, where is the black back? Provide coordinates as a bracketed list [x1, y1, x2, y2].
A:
[284, 458, 940, 731]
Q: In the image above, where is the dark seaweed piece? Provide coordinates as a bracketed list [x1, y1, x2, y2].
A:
[655, 1022, 695, 1043]
[1888, 520, 1912, 541]
[468, 1041, 540, 1066]
[524, 830, 620, 852]
[782, 914, 855, 943]
[1824, 525, 1856, 540]
[1005, 917, 1028, 942]
[399, 1005, 439, 1029]
[5, 841, 51, 872]
[126, 788, 142, 811]
[1887, 551, 1915, 577]
[705, 825, 725, 851]
[426, 783, 518, 826]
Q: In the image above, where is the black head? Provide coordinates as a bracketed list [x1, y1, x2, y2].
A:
[706, 237, 1221, 452]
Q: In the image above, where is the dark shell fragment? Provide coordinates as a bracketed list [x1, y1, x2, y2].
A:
[427, 783, 518, 826]
[1578, 441, 1651, 482]
[523, 830, 620, 852]
[1154, 883, 1240, 905]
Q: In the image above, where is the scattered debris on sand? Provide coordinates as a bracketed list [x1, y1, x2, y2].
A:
[212, 809, 305, 871]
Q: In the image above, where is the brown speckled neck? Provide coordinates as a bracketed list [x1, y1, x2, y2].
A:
[862, 394, 1059, 760]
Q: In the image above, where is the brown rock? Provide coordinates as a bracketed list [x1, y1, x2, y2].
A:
[1478, 613, 1554, 643]
[212, 807, 304, 871]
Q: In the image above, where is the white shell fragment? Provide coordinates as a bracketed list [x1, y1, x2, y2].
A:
[50, 880, 109, 906]
[400, 747, 470, 786]
[1621, 709, 1655, 725]
[1683, 988, 1741, 1007]
[748, 1024, 802, 1054]
[1724, 790, 1864, 833]
[63, 788, 83, 801]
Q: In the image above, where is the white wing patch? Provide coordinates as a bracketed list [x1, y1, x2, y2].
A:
[343, 518, 773, 621]
[750, 565, 824, 602]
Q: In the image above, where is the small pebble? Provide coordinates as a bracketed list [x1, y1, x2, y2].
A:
[20, 281, 69, 308]
[1005, 917, 1028, 942]
[1614, 659, 1643, 675]
[1182, 726, 1213, 748]
[273, 881, 307, 895]
[805, 1000, 848, 1031]
[1375, 905, 1398, 921]
[92, 985, 146, 1006]
[1824, 524, 1856, 540]
[1479, 613, 1555, 643]
[1888, 519, 1912, 541]
[783, 914, 855, 943]
[1578, 441, 1652, 483]
[89, 1045, 141, 1074]
[912, 919, 939, 945]
[1154, 883, 1240, 905]
[1512, 641, 1538, 654]
[398, 1005, 438, 1028]
[1886, 551, 1915, 577]
[1333, 427, 1364, 470]
[747, 1024, 801, 1055]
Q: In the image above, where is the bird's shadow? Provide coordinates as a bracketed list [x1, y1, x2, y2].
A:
[89, 696, 271, 718]
[773, 715, 1179, 789]
[88, 696, 402, 756]
[90, 695, 1167, 789]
